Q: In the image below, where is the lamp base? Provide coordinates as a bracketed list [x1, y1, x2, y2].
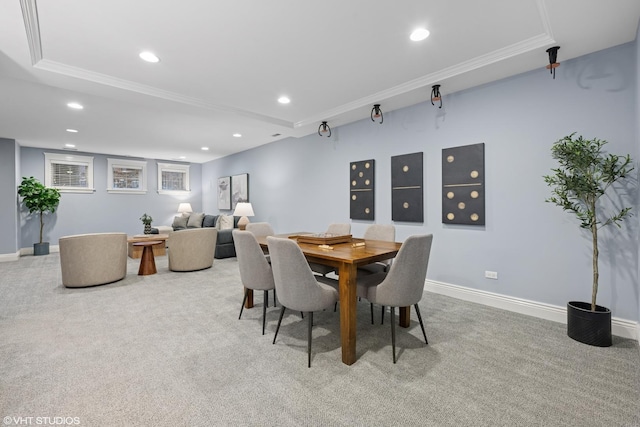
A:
[238, 216, 250, 230]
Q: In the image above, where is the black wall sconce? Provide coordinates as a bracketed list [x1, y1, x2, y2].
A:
[431, 84, 442, 108]
[318, 121, 331, 137]
[371, 104, 383, 124]
[546, 46, 560, 79]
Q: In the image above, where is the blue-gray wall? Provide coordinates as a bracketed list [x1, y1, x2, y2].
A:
[18, 148, 202, 246]
[0, 138, 19, 255]
[203, 42, 639, 321]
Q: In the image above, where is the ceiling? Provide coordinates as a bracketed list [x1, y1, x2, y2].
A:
[1, 0, 639, 163]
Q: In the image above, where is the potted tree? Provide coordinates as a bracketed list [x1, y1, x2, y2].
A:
[543, 133, 633, 347]
[17, 176, 62, 256]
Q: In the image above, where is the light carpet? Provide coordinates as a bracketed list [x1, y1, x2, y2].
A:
[0, 254, 638, 426]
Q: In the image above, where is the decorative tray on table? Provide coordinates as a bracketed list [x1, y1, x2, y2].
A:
[295, 233, 352, 245]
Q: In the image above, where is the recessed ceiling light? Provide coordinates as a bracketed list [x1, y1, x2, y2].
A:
[278, 96, 290, 104]
[233, 133, 242, 138]
[67, 102, 83, 110]
[64, 143, 75, 148]
[178, 156, 186, 160]
[410, 28, 430, 41]
[201, 147, 209, 151]
[139, 51, 160, 63]
[66, 129, 78, 133]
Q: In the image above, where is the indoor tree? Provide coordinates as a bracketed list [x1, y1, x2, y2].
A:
[17, 176, 61, 244]
[543, 133, 633, 311]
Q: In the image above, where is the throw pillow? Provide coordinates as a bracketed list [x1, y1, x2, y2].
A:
[172, 215, 188, 230]
[202, 215, 216, 228]
[219, 214, 234, 230]
[187, 212, 205, 228]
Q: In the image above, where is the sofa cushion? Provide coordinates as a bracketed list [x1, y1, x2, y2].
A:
[172, 215, 188, 230]
[187, 212, 205, 228]
[202, 214, 216, 228]
[219, 214, 234, 230]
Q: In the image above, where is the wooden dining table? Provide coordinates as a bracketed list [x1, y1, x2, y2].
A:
[254, 233, 406, 365]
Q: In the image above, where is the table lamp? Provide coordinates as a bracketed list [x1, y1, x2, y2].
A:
[177, 203, 193, 215]
[233, 202, 254, 230]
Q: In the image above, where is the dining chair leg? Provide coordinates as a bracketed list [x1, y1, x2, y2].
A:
[370, 303, 374, 325]
[414, 303, 428, 345]
[273, 306, 286, 344]
[262, 290, 268, 335]
[390, 306, 397, 364]
[274, 289, 277, 307]
[239, 289, 249, 320]
[381, 306, 385, 325]
[307, 311, 313, 368]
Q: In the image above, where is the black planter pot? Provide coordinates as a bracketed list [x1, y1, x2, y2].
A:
[567, 301, 612, 347]
[33, 242, 50, 256]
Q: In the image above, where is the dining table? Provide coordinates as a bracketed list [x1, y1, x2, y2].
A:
[254, 233, 406, 365]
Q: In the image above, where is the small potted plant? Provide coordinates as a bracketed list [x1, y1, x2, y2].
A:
[543, 133, 633, 347]
[140, 213, 153, 234]
[17, 176, 62, 256]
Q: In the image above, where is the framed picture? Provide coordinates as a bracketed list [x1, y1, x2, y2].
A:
[231, 173, 249, 209]
[217, 176, 231, 210]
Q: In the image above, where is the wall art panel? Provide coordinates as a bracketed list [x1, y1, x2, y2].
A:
[391, 152, 423, 222]
[442, 143, 485, 225]
[350, 159, 375, 220]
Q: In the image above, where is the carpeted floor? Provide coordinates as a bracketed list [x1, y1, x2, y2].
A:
[0, 253, 638, 427]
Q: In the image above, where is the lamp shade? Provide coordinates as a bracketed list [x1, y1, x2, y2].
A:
[177, 203, 193, 214]
[233, 202, 254, 217]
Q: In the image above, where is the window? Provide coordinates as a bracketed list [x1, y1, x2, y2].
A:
[44, 152, 94, 193]
[107, 158, 147, 194]
[157, 162, 190, 194]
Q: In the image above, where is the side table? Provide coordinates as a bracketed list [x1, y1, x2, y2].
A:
[133, 241, 162, 275]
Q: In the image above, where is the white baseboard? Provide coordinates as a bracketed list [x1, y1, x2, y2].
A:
[0, 251, 20, 262]
[19, 245, 60, 256]
[425, 279, 639, 341]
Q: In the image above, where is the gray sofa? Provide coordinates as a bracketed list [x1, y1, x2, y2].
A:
[153, 214, 240, 259]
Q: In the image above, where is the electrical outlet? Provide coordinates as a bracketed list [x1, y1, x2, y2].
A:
[485, 271, 498, 280]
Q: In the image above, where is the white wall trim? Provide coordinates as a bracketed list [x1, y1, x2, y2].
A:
[19, 245, 60, 256]
[425, 279, 639, 341]
[0, 251, 20, 262]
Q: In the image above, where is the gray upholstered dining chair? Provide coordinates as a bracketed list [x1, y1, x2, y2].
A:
[245, 222, 274, 237]
[357, 224, 396, 324]
[356, 234, 433, 363]
[310, 223, 351, 277]
[233, 230, 276, 335]
[267, 236, 339, 367]
[359, 224, 396, 275]
[245, 221, 275, 266]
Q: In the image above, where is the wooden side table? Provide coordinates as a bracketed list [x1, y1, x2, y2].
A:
[133, 241, 162, 275]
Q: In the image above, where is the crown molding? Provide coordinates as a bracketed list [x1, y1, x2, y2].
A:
[19, 0, 42, 65]
[294, 32, 555, 129]
[20, 0, 291, 129]
[20, 0, 557, 136]
[33, 59, 292, 129]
